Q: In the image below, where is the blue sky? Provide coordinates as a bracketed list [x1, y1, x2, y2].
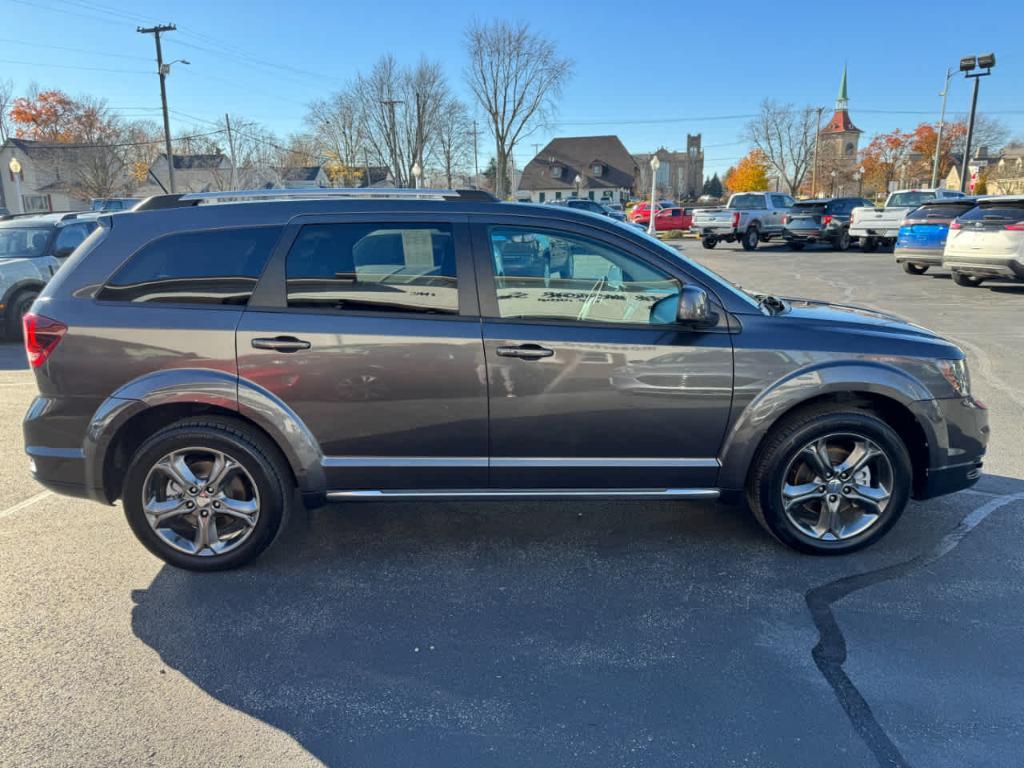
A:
[2, 0, 1022, 177]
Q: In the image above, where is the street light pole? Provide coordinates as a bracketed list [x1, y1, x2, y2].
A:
[931, 67, 953, 189]
[8, 157, 23, 214]
[648, 155, 660, 235]
[138, 24, 178, 193]
[574, 174, 581, 198]
[958, 53, 995, 193]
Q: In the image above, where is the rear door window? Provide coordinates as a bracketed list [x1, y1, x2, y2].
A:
[956, 203, 1024, 228]
[285, 223, 458, 314]
[99, 227, 281, 304]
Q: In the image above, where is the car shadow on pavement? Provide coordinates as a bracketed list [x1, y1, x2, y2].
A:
[127, 488, 1013, 768]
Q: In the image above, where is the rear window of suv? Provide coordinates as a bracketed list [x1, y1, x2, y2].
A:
[99, 227, 281, 304]
[905, 202, 978, 221]
[956, 202, 1024, 226]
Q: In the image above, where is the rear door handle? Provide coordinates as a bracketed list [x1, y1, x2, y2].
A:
[496, 344, 554, 360]
[251, 336, 311, 352]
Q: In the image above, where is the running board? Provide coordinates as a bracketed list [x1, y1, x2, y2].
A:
[326, 488, 720, 501]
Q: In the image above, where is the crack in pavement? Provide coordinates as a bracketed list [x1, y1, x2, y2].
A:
[805, 492, 1024, 768]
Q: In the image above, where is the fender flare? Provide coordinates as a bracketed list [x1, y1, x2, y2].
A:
[84, 368, 324, 500]
[717, 360, 937, 491]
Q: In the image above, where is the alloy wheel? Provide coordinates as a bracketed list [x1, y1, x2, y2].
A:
[141, 447, 261, 557]
[781, 433, 893, 542]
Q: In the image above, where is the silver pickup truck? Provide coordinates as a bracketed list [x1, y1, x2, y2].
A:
[850, 189, 964, 252]
[692, 192, 795, 251]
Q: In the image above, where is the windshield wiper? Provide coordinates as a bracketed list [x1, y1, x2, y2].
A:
[753, 293, 787, 315]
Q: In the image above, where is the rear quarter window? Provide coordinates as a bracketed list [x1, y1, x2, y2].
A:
[98, 227, 281, 305]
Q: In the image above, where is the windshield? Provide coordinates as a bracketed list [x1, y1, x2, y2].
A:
[0, 227, 52, 259]
[888, 191, 937, 208]
[728, 194, 766, 210]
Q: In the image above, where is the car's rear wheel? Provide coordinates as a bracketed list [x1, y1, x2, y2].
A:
[122, 418, 291, 571]
[952, 271, 983, 287]
[746, 407, 911, 554]
[741, 227, 759, 251]
[902, 262, 928, 275]
[5, 289, 38, 341]
[701, 236, 717, 249]
[861, 236, 879, 253]
[835, 229, 851, 251]
[787, 241, 805, 251]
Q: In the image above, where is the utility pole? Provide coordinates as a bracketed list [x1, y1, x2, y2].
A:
[931, 68, 953, 189]
[470, 121, 480, 186]
[380, 98, 403, 187]
[811, 106, 824, 197]
[958, 54, 996, 193]
[224, 113, 237, 190]
[138, 24, 177, 193]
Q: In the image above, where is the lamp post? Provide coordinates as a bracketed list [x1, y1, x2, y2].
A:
[648, 155, 660, 235]
[830, 169, 837, 197]
[412, 161, 422, 189]
[958, 53, 995, 193]
[574, 174, 582, 198]
[853, 169, 863, 197]
[8, 157, 23, 214]
[931, 67, 954, 188]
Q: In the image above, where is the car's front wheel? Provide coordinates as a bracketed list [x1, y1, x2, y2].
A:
[747, 407, 911, 554]
[952, 271, 983, 287]
[902, 262, 928, 275]
[834, 229, 851, 251]
[701, 236, 717, 249]
[5, 289, 38, 341]
[787, 241, 805, 251]
[122, 418, 291, 571]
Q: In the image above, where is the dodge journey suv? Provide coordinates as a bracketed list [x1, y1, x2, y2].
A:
[22, 189, 988, 570]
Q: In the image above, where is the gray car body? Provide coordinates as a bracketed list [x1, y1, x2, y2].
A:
[24, 198, 987, 508]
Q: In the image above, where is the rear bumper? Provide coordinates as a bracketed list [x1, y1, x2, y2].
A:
[24, 395, 109, 504]
[850, 227, 898, 239]
[909, 396, 989, 500]
[895, 248, 945, 266]
[943, 255, 1024, 279]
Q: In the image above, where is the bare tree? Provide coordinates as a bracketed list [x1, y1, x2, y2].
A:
[0, 79, 13, 142]
[464, 20, 572, 199]
[744, 100, 817, 195]
[306, 87, 367, 185]
[432, 96, 473, 188]
[950, 113, 1009, 159]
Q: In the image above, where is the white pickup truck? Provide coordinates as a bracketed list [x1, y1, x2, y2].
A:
[691, 191, 794, 251]
[850, 189, 965, 252]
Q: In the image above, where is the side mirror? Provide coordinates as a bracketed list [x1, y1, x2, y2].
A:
[677, 285, 717, 327]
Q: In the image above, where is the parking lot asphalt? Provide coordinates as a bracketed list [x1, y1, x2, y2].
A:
[1, 242, 1022, 768]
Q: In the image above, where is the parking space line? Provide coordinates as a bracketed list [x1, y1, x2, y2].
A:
[0, 490, 52, 521]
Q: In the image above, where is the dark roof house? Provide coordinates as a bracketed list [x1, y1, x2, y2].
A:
[519, 136, 637, 196]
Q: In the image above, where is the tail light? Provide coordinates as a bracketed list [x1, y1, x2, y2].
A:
[731, 212, 741, 228]
[949, 220, 962, 230]
[782, 215, 789, 225]
[822, 214, 833, 226]
[1005, 221, 1024, 231]
[23, 313, 67, 368]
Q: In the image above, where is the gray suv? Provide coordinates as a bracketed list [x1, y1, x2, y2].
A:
[22, 189, 988, 570]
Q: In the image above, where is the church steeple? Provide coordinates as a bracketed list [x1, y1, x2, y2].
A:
[836, 64, 849, 112]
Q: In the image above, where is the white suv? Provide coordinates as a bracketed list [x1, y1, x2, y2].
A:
[943, 196, 1024, 287]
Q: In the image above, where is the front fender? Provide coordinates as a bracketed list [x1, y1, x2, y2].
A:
[85, 368, 324, 500]
[717, 360, 936, 491]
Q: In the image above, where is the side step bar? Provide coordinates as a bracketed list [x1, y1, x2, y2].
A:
[326, 488, 720, 501]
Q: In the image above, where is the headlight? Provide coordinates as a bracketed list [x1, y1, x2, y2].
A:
[939, 358, 971, 397]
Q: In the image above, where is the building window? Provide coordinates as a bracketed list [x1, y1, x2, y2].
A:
[591, 163, 603, 177]
[551, 165, 563, 179]
[538, 192, 546, 203]
[588, 190, 595, 200]
[555, 191, 562, 200]
[845, 142, 855, 156]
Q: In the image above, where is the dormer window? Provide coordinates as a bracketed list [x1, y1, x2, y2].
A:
[591, 162, 604, 177]
[550, 165, 563, 179]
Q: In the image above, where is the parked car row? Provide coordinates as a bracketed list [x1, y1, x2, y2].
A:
[0, 211, 103, 339]
[692, 192, 795, 250]
[850, 189, 966, 252]
[896, 195, 1024, 288]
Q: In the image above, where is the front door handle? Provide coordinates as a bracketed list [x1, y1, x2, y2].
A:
[496, 344, 554, 360]
[251, 336, 311, 352]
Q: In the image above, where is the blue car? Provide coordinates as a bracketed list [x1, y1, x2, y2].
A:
[895, 197, 979, 275]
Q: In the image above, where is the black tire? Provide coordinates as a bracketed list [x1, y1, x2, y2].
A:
[741, 226, 759, 251]
[952, 271, 983, 287]
[746, 406, 912, 555]
[5, 289, 38, 341]
[902, 262, 928, 275]
[122, 417, 292, 571]
[861, 236, 878, 253]
[786, 241, 805, 251]
[834, 229, 851, 252]
[701, 236, 717, 249]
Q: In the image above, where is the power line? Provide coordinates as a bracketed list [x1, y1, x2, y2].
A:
[7, 128, 226, 150]
[0, 57, 150, 74]
[0, 36, 151, 60]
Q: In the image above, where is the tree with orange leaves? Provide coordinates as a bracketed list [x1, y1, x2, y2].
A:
[9, 90, 84, 141]
[725, 149, 770, 193]
[858, 130, 915, 194]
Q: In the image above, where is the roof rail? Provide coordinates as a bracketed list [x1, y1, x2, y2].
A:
[134, 187, 497, 212]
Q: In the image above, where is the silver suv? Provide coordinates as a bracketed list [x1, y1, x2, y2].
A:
[22, 189, 988, 570]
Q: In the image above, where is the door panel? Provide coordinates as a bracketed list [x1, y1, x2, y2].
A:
[238, 216, 487, 490]
[475, 220, 733, 489]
